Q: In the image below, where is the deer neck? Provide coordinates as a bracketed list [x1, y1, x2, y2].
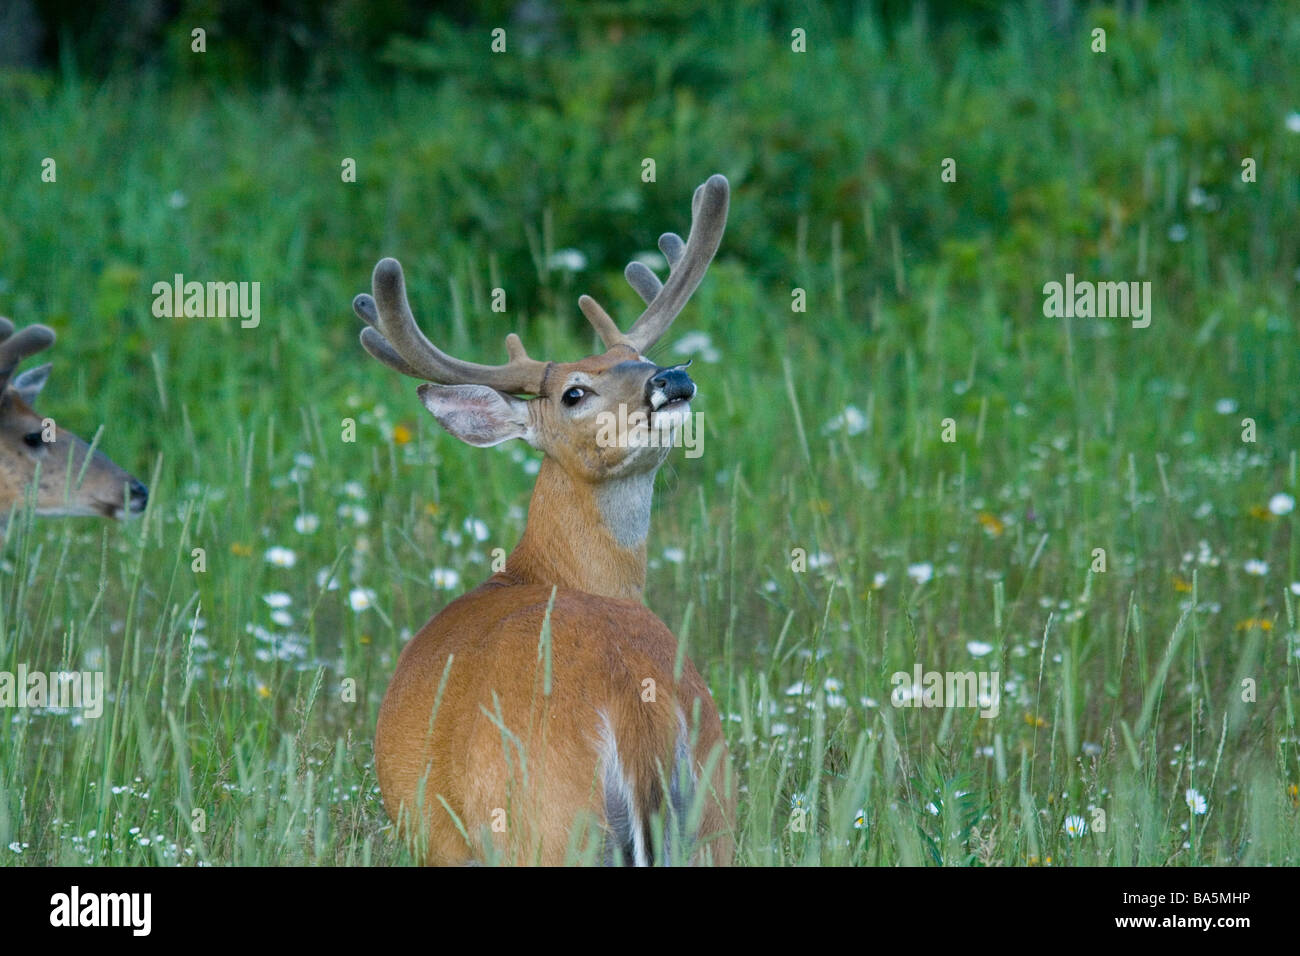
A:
[506, 455, 653, 600]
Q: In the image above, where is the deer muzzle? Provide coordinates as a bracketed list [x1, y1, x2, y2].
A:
[646, 365, 696, 410]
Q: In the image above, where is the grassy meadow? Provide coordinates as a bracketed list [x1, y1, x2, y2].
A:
[0, 1, 1298, 866]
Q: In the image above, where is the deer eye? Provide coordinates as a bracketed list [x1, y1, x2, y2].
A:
[561, 386, 586, 407]
[23, 432, 44, 449]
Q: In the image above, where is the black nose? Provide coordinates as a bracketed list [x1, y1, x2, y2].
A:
[646, 366, 696, 405]
[129, 480, 148, 509]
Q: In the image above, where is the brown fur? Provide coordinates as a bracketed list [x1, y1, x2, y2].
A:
[375, 580, 733, 865]
[0, 387, 145, 524]
[375, 353, 735, 865]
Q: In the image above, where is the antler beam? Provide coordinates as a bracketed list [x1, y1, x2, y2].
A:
[581, 173, 730, 353]
[353, 258, 550, 395]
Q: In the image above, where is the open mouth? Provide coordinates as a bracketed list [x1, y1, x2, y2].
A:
[97, 497, 147, 520]
[654, 396, 690, 412]
[650, 397, 693, 428]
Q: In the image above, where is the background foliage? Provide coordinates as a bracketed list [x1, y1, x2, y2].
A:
[0, 0, 1297, 865]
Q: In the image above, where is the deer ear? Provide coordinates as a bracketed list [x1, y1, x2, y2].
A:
[418, 384, 534, 448]
[12, 363, 51, 404]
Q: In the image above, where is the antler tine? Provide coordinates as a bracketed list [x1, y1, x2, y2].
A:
[0, 323, 56, 384]
[577, 294, 628, 349]
[624, 261, 662, 306]
[354, 291, 426, 377]
[658, 232, 686, 269]
[354, 258, 550, 395]
[622, 174, 729, 353]
[358, 325, 425, 378]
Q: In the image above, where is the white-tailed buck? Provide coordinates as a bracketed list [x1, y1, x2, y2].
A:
[354, 174, 734, 865]
[0, 318, 148, 530]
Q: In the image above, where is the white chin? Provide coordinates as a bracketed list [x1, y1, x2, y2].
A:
[652, 400, 692, 430]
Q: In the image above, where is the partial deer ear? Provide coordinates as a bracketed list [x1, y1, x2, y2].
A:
[418, 384, 534, 448]
[12, 363, 51, 404]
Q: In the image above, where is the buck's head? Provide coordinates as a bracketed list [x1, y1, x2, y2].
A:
[0, 319, 148, 521]
[352, 175, 728, 486]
